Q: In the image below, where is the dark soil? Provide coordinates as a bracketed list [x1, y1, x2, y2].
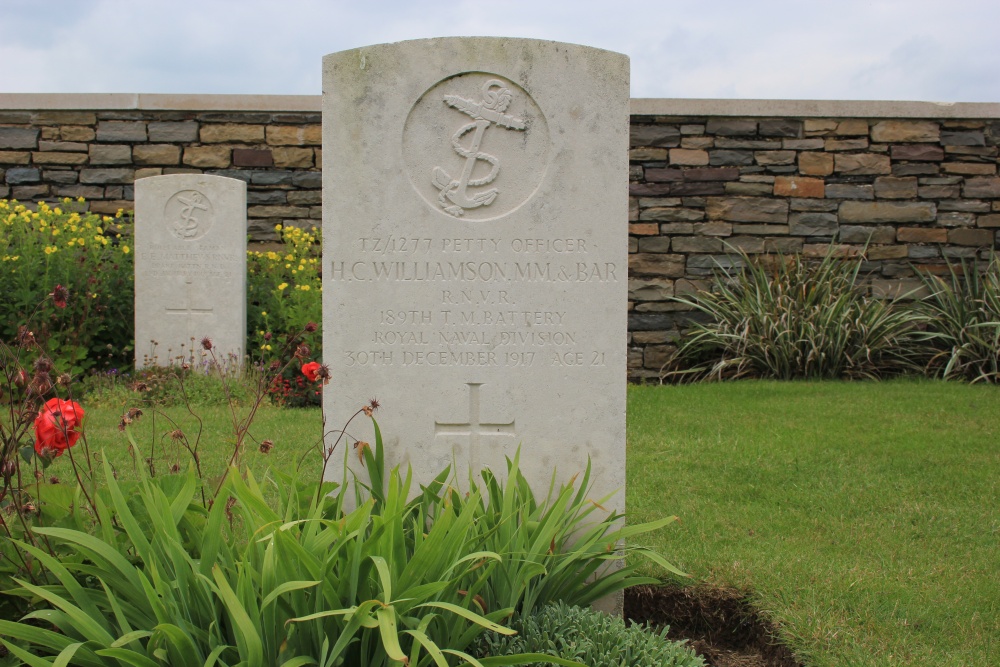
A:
[625, 585, 803, 667]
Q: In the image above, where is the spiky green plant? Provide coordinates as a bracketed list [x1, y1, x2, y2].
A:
[0, 419, 680, 666]
[916, 254, 1000, 383]
[667, 250, 926, 381]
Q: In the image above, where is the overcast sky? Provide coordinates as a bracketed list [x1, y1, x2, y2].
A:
[2, 0, 998, 102]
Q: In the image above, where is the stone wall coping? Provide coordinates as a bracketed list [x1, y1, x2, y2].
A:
[630, 98, 1000, 119]
[0, 93, 321, 112]
[0, 93, 997, 119]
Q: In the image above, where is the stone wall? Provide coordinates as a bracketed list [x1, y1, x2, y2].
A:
[0, 94, 321, 241]
[2, 95, 999, 381]
[626, 99, 1000, 380]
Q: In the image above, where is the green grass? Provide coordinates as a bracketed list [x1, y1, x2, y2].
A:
[68, 381, 1000, 665]
[79, 403, 326, 488]
[628, 380, 1000, 667]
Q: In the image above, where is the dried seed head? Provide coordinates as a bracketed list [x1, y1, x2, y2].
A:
[170, 429, 184, 441]
[263, 331, 273, 341]
[362, 397, 381, 417]
[354, 441, 370, 465]
[259, 439, 274, 454]
[170, 463, 181, 473]
[127, 407, 143, 419]
[17, 326, 35, 347]
[317, 364, 331, 385]
[49, 476, 60, 485]
[33, 357, 54, 374]
[201, 337, 213, 351]
[57, 373, 72, 387]
[304, 322, 317, 333]
[131, 381, 149, 392]
[294, 344, 310, 359]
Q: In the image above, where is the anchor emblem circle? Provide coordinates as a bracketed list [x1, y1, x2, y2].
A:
[402, 72, 550, 222]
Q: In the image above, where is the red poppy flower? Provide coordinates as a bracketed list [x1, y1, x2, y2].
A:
[301, 361, 321, 382]
[34, 397, 85, 458]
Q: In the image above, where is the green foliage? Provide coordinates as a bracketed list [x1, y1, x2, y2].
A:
[0, 417, 680, 666]
[668, 249, 925, 380]
[476, 601, 704, 667]
[916, 255, 1000, 383]
[0, 199, 134, 375]
[80, 363, 259, 408]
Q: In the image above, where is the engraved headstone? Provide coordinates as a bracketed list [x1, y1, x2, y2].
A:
[134, 174, 247, 368]
[323, 37, 627, 508]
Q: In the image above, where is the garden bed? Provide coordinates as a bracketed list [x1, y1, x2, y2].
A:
[625, 585, 801, 667]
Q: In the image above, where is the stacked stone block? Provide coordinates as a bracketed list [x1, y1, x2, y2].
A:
[2, 98, 999, 382]
[0, 109, 321, 241]
[628, 116, 1000, 381]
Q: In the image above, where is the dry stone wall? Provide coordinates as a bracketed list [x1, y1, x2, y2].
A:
[2, 95, 998, 381]
[0, 96, 321, 241]
[628, 105, 1000, 381]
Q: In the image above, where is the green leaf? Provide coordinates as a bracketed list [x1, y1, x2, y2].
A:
[93, 647, 162, 667]
[150, 623, 204, 666]
[20, 445, 34, 465]
[415, 601, 516, 635]
[375, 606, 407, 663]
[0, 638, 55, 667]
[212, 564, 264, 667]
[261, 580, 321, 610]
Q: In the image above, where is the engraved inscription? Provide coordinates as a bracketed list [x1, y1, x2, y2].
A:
[338, 233, 618, 371]
[434, 382, 515, 472]
[432, 80, 526, 217]
[164, 190, 213, 241]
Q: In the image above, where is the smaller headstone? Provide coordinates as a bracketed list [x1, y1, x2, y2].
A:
[134, 174, 247, 368]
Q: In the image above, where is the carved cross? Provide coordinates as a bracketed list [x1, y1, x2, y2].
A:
[434, 382, 516, 472]
[165, 277, 214, 342]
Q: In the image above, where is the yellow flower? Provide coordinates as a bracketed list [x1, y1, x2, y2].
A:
[77, 196, 85, 203]
[122, 245, 130, 254]
[298, 285, 311, 291]
[275, 224, 283, 231]
[44, 246, 57, 255]
[261, 311, 267, 317]
[277, 283, 288, 291]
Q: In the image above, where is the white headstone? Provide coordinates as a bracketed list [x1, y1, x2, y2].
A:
[134, 174, 247, 369]
[323, 37, 628, 507]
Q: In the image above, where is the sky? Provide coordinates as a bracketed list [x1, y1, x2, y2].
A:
[2, 0, 998, 103]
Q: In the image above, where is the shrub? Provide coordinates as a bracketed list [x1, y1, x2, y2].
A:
[247, 224, 324, 406]
[476, 601, 705, 667]
[0, 405, 681, 665]
[916, 255, 1000, 383]
[0, 199, 134, 375]
[667, 249, 925, 381]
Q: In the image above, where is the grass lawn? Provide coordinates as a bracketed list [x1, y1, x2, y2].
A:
[76, 380, 999, 665]
[81, 402, 327, 488]
[628, 380, 1000, 667]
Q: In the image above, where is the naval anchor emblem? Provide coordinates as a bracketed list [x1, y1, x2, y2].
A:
[432, 79, 527, 217]
[165, 190, 214, 241]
